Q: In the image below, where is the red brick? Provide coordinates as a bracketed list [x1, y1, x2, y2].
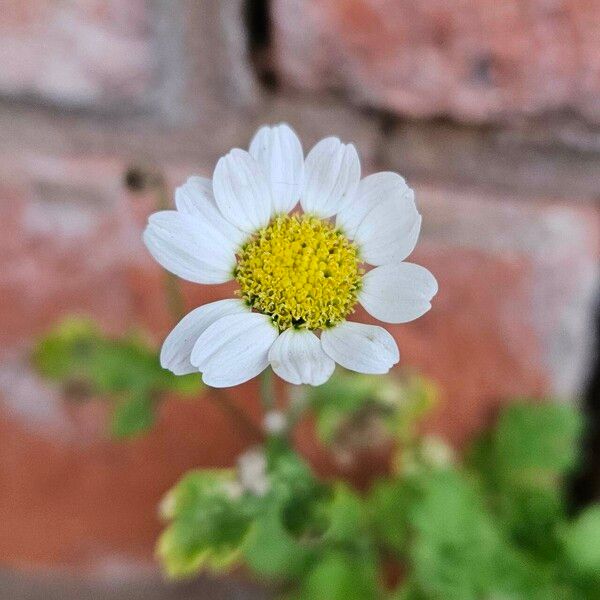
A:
[0, 386, 261, 570]
[0, 1, 154, 108]
[0, 158, 134, 349]
[273, 0, 600, 123]
[417, 184, 600, 400]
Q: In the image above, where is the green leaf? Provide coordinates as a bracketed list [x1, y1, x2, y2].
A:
[158, 520, 242, 577]
[33, 317, 203, 438]
[494, 402, 583, 484]
[163, 370, 203, 397]
[405, 468, 544, 600]
[388, 579, 429, 600]
[243, 505, 313, 579]
[368, 478, 417, 554]
[324, 483, 366, 545]
[467, 402, 582, 562]
[266, 446, 328, 539]
[32, 317, 101, 382]
[498, 485, 565, 561]
[307, 371, 381, 412]
[111, 392, 156, 438]
[389, 375, 438, 445]
[307, 371, 381, 443]
[563, 505, 600, 577]
[157, 470, 253, 578]
[91, 338, 159, 394]
[300, 552, 380, 600]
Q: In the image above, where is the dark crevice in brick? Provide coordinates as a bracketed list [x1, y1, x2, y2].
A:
[0, 92, 153, 122]
[244, 0, 278, 91]
[570, 295, 600, 508]
[376, 108, 600, 154]
[366, 109, 600, 199]
[375, 110, 405, 167]
[379, 111, 398, 138]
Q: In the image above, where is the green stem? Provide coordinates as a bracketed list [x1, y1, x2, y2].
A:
[286, 385, 308, 431]
[260, 367, 276, 412]
[211, 388, 264, 442]
[164, 272, 186, 322]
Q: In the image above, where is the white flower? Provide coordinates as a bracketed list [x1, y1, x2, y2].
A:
[144, 124, 438, 387]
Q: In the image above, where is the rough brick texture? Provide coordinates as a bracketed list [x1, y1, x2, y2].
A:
[0, 0, 154, 108]
[273, 0, 600, 123]
[0, 0, 257, 120]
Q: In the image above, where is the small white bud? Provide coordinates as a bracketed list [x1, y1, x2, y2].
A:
[421, 435, 454, 467]
[237, 447, 269, 496]
[264, 410, 287, 435]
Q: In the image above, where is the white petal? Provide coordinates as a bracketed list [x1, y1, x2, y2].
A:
[321, 321, 399, 375]
[174, 175, 211, 214]
[190, 312, 278, 387]
[268, 329, 335, 386]
[213, 149, 272, 232]
[175, 176, 247, 247]
[360, 263, 438, 324]
[353, 184, 421, 265]
[249, 123, 304, 215]
[160, 299, 249, 375]
[143, 210, 236, 284]
[336, 172, 409, 239]
[301, 137, 360, 218]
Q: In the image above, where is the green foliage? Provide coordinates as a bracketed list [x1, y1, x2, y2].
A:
[306, 371, 436, 446]
[467, 402, 584, 561]
[159, 442, 385, 597]
[368, 478, 415, 554]
[243, 505, 313, 579]
[563, 505, 600, 576]
[405, 469, 537, 599]
[492, 401, 583, 481]
[157, 470, 253, 577]
[325, 484, 367, 545]
[111, 392, 156, 438]
[34, 341, 595, 600]
[298, 551, 379, 600]
[157, 376, 598, 600]
[239, 443, 325, 580]
[33, 317, 202, 437]
[306, 371, 383, 442]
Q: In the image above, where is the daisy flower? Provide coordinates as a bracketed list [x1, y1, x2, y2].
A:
[144, 124, 437, 387]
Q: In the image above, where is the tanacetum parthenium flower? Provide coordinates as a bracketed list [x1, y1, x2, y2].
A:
[144, 124, 438, 387]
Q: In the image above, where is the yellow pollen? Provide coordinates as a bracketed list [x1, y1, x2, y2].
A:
[235, 214, 362, 331]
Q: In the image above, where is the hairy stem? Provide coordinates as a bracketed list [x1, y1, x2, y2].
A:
[211, 388, 265, 442]
[286, 385, 308, 431]
[260, 367, 276, 411]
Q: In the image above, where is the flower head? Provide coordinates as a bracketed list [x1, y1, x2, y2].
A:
[235, 214, 362, 331]
[144, 124, 437, 387]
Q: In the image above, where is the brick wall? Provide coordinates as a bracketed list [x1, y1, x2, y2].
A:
[273, 0, 600, 123]
[0, 0, 598, 571]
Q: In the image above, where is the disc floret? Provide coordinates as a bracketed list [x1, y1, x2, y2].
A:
[235, 215, 362, 331]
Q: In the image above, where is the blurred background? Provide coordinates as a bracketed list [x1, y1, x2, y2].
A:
[0, 0, 599, 598]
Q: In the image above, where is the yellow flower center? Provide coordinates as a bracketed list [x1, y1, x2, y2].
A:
[235, 214, 362, 331]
